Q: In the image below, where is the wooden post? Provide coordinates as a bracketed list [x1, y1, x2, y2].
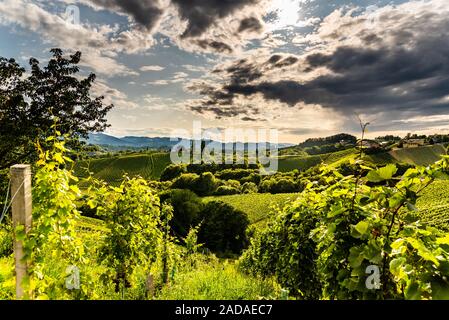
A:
[10, 164, 32, 299]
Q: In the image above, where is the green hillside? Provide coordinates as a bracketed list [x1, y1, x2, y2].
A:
[277, 148, 356, 172]
[74, 145, 446, 185]
[204, 193, 298, 227]
[74, 152, 171, 183]
[277, 145, 446, 172]
[416, 179, 449, 231]
[389, 144, 446, 165]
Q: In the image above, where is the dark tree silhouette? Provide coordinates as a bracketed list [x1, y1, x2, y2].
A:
[0, 49, 113, 169]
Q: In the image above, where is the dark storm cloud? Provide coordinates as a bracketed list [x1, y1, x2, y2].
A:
[87, 0, 164, 31]
[238, 17, 263, 33]
[190, 105, 250, 118]
[170, 0, 261, 38]
[190, 7, 449, 120]
[241, 116, 267, 122]
[225, 59, 263, 84]
[196, 40, 233, 54]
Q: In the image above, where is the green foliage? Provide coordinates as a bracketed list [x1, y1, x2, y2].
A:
[156, 259, 279, 300]
[160, 164, 187, 181]
[160, 189, 203, 239]
[0, 223, 13, 258]
[198, 201, 250, 256]
[241, 158, 449, 299]
[242, 182, 258, 194]
[184, 225, 203, 256]
[214, 185, 241, 195]
[240, 200, 321, 299]
[91, 176, 164, 294]
[0, 49, 112, 170]
[23, 136, 88, 299]
[259, 177, 302, 194]
[75, 152, 171, 184]
[204, 193, 297, 227]
[0, 257, 14, 300]
[172, 172, 218, 196]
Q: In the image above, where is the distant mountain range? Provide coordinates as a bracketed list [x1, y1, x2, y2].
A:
[86, 133, 295, 150]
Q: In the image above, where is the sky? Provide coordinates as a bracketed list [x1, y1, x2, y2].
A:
[0, 0, 448, 143]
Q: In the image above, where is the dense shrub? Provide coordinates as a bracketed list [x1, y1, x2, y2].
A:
[194, 172, 218, 196]
[241, 161, 449, 299]
[171, 172, 218, 196]
[259, 178, 302, 194]
[242, 182, 258, 194]
[172, 173, 200, 190]
[160, 189, 203, 239]
[0, 224, 13, 258]
[214, 185, 240, 195]
[216, 169, 257, 181]
[240, 173, 262, 185]
[198, 201, 250, 255]
[240, 201, 321, 299]
[160, 164, 187, 181]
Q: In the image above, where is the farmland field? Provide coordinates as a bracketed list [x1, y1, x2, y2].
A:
[277, 148, 356, 172]
[204, 193, 298, 227]
[417, 179, 449, 231]
[368, 144, 446, 166]
[74, 152, 171, 183]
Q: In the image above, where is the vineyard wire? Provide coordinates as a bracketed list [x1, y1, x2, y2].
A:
[0, 179, 24, 225]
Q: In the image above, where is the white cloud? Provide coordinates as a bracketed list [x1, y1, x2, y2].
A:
[140, 65, 166, 72]
[0, 0, 151, 76]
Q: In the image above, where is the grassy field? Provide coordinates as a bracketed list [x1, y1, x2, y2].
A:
[368, 145, 446, 166]
[416, 179, 449, 231]
[156, 259, 279, 300]
[277, 145, 446, 172]
[74, 152, 171, 183]
[277, 148, 357, 172]
[204, 193, 298, 227]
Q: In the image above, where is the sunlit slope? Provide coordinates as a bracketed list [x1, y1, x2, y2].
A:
[74, 152, 171, 183]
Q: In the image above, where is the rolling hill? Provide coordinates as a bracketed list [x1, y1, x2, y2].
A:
[277, 144, 447, 172]
[74, 152, 172, 183]
[86, 133, 294, 151]
[75, 144, 447, 185]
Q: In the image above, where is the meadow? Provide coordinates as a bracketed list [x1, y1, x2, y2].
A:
[74, 152, 171, 183]
[204, 193, 298, 227]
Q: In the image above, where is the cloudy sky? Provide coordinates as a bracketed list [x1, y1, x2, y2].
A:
[1, 0, 448, 143]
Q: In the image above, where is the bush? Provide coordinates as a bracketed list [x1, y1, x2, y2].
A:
[0, 224, 13, 258]
[172, 173, 200, 190]
[194, 172, 218, 196]
[242, 182, 258, 194]
[198, 201, 250, 255]
[216, 169, 256, 181]
[259, 178, 301, 194]
[223, 179, 241, 189]
[240, 173, 262, 185]
[171, 172, 218, 196]
[239, 201, 321, 299]
[241, 161, 449, 300]
[160, 189, 203, 239]
[160, 164, 186, 182]
[214, 186, 240, 195]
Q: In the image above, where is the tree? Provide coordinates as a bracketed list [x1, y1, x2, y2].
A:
[198, 201, 250, 255]
[0, 49, 113, 169]
[160, 164, 187, 181]
[159, 189, 204, 239]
